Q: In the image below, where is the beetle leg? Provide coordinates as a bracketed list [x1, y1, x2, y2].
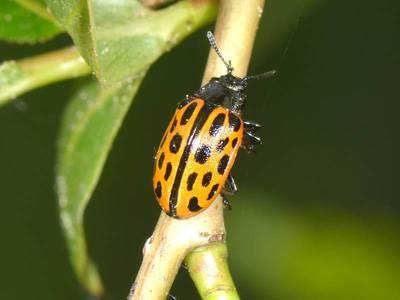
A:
[242, 120, 262, 153]
[241, 130, 262, 153]
[221, 174, 236, 210]
[243, 120, 261, 133]
[222, 195, 232, 210]
[222, 174, 237, 195]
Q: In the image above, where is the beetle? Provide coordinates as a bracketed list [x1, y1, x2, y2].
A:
[153, 31, 275, 218]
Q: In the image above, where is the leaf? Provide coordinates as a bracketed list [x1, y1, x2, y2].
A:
[54, 1, 216, 295]
[46, 0, 217, 85]
[0, 0, 62, 43]
[57, 78, 143, 295]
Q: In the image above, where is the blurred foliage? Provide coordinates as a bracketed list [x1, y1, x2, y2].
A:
[228, 191, 400, 300]
[0, 0, 62, 43]
[0, 0, 399, 299]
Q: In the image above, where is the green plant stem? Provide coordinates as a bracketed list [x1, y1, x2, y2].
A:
[186, 243, 238, 300]
[0, 47, 90, 106]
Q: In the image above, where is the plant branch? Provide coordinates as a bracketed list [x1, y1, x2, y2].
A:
[202, 0, 266, 82]
[186, 242, 239, 299]
[129, 0, 266, 299]
[0, 47, 90, 107]
[185, 1, 266, 298]
[129, 200, 225, 300]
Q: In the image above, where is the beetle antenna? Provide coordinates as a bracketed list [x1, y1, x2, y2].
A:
[244, 70, 276, 81]
[207, 31, 233, 74]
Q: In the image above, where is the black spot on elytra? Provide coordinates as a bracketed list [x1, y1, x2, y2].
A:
[207, 184, 219, 200]
[188, 197, 202, 212]
[187, 172, 198, 191]
[155, 181, 162, 198]
[194, 144, 211, 164]
[158, 152, 165, 169]
[232, 137, 238, 148]
[202, 172, 212, 187]
[170, 118, 177, 133]
[229, 113, 241, 132]
[169, 134, 182, 154]
[180, 102, 197, 125]
[209, 113, 225, 136]
[216, 137, 229, 152]
[218, 155, 230, 175]
[164, 162, 172, 181]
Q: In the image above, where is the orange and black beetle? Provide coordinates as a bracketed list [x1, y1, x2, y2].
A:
[153, 32, 275, 218]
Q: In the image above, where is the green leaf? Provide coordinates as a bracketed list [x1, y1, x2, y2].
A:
[53, 1, 216, 295]
[46, 0, 217, 85]
[0, 47, 90, 107]
[0, 0, 62, 43]
[57, 78, 143, 295]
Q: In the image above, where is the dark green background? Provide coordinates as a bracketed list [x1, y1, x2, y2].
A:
[1, 0, 399, 299]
